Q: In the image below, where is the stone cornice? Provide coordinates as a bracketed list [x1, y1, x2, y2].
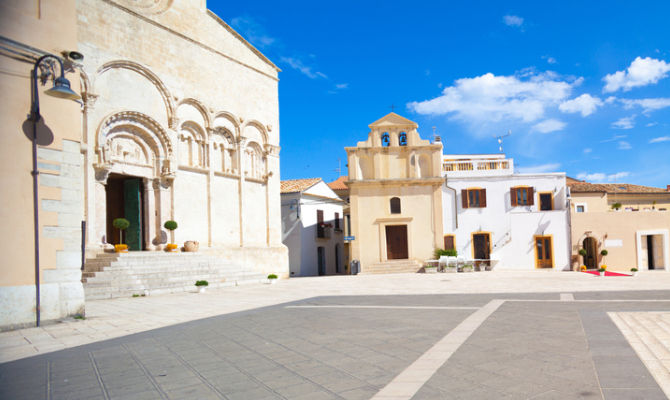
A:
[347, 177, 445, 187]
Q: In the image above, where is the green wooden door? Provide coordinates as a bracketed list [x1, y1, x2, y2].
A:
[124, 179, 142, 251]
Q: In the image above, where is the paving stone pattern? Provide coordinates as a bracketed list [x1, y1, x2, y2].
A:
[1, 292, 669, 399]
[0, 299, 472, 400]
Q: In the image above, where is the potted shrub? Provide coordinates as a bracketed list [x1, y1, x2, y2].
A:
[184, 240, 199, 252]
[462, 263, 474, 273]
[578, 248, 587, 266]
[611, 202, 622, 211]
[195, 280, 208, 293]
[164, 220, 178, 252]
[112, 218, 130, 253]
[423, 264, 437, 274]
[600, 249, 608, 266]
[267, 274, 278, 284]
[631, 267, 638, 277]
[598, 267, 606, 276]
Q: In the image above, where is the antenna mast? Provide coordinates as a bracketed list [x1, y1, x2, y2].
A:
[494, 130, 511, 153]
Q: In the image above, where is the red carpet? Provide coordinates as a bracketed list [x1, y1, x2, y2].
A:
[582, 270, 632, 277]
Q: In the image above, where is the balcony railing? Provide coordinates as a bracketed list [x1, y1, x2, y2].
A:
[442, 158, 513, 176]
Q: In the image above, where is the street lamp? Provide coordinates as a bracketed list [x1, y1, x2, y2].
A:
[29, 54, 81, 327]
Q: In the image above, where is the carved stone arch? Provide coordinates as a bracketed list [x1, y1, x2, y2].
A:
[178, 98, 211, 129]
[212, 111, 241, 137]
[178, 120, 207, 168]
[244, 141, 265, 180]
[242, 119, 269, 145]
[96, 60, 176, 128]
[210, 127, 237, 174]
[96, 111, 174, 178]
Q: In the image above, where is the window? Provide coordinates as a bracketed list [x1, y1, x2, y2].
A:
[510, 186, 534, 206]
[575, 203, 587, 213]
[461, 188, 486, 208]
[444, 235, 455, 250]
[317, 209, 324, 238]
[399, 132, 408, 146]
[334, 212, 340, 230]
[390, 197, 401, 214]
[381, 132, 390, 147]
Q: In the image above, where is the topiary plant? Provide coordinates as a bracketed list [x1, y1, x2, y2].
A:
[164, 220, 177, 245]
[612, 202, 622, 210]
[600, 249, 608, 256]
[195, 280, 208, 287]
[112, 218, 130, 244]
[578, 248, 587, 257]
[267, 274, 278, 280]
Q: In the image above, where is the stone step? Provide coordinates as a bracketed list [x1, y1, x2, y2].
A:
[360, 261, 423, 274]
[83, 251, 269, 299]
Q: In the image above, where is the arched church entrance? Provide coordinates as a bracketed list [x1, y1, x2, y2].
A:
[582, 237, 598, 269]
[106, 174, 146, 250]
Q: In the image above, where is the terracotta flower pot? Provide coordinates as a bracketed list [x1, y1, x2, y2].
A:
[184, 241, 199, 252]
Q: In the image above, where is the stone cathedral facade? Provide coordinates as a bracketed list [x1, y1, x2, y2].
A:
[0, 0, 288, 328]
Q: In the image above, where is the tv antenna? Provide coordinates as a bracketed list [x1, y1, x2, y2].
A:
[334, 158, 342, 177]
[494, 130, 511, 153]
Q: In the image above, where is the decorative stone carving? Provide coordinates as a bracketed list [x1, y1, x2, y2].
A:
[114, 0, 174, 15]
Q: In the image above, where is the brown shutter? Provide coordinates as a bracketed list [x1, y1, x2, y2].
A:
[511, 187, 517, 206]
[444, 235, 455, 250]
[461, 189, 468, 208]
[528, 187, 535, 205]
[480, 189, 487, 207]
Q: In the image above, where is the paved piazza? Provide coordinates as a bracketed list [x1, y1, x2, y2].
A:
[1, 271, 670, 399]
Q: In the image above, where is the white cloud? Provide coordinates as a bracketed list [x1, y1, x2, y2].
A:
[620, 98, 670, 114]
[608, 172, 630, 181]
[281, 57, 327, 79]
[618, 141, 632, 150]
[503, 15, 524, 27]
[577, 171, 629, 182]
[583, 148, 592, 154]
[532, 119, 566, 133]
[646, 122, 658, 127]
[603, 57, 670, 92]
[559, 94, 603, 116]
[517, 163, 561, 173]
[600, 134, 627, 143]
[542, 55, 557, 64]
[408, 71, 577, 135]
[230, 16, 276, 49]
[650, 136, 670, 143]
[335, 83, 349, 89]
[611, 116, 635, 129]
[576, 172, 606, 182]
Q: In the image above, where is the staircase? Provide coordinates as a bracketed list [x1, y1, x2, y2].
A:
[359, 259, 423, 274]
[82, 252, 267, 300]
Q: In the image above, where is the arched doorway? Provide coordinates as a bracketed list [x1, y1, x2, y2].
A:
[582, 237, 598, 269]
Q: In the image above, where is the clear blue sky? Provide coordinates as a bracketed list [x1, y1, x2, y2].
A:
[210, 1, 670, 188]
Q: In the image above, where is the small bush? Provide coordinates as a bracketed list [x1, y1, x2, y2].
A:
[267, 274, 278, 280]
[612, 202, 622, 210]
[600, 249, 608, 256]
[578, 249, 587, 256]
[113, 218, 130, 230]
[433, 248, 457, 259]
[164, 220, 178, 231]
[195, 280, 209, 287]
[132, 294, 139, 297]
[631, 268, 638, 272]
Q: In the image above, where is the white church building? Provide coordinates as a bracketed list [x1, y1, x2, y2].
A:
[442, 154, 571, 270]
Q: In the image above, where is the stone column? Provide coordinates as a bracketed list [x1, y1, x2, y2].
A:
[237, 136, 247, 247]
[92, 168, 109, 247]
[143, 178, 156, 250]
[265, 144, 281, 246]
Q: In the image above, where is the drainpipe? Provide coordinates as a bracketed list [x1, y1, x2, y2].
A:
[444, 178, 458, 229]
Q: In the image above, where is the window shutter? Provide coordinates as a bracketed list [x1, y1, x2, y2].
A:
[528, 187, 535, 205]
[461, 189, 468, 208]
[511, 187, 517, 206]
[480, 189, 487, 207]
